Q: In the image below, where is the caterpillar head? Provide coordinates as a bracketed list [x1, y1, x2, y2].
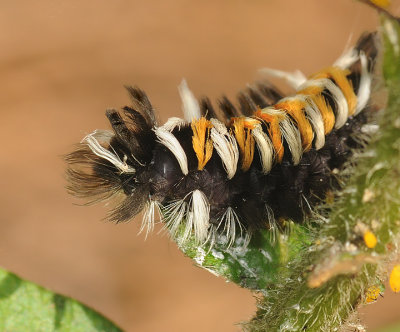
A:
[65, 87, 157, 223]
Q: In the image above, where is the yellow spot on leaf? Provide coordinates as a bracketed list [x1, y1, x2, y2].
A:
[364, 231, 377, 249]
[390, 265, 400, 293]
[365, 285, 381, 303]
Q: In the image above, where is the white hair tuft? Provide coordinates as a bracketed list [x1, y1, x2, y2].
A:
[154, 127, 189, 175]
[178, 79, 201, 121]
[82, 130, 136, 174]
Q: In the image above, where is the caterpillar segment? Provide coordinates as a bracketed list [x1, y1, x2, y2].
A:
[66, 32, 378, 246]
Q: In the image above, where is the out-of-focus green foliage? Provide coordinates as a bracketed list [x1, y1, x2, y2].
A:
[0, 268, 122, 332]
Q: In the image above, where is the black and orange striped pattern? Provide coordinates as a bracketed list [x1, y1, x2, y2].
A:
[66, 32, 378, 246]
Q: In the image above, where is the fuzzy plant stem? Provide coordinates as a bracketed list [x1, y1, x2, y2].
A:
[244, 17, 400, 332]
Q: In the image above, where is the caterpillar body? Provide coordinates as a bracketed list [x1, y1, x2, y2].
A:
[66, 33, 378, 246]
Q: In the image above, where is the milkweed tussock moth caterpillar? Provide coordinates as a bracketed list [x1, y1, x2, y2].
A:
[66, 32, 378, 247]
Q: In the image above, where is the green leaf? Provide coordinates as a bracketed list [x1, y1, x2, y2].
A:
[0, 267, 122, 332]
[178, 223, 312, 290]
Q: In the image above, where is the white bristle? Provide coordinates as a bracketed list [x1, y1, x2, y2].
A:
[334, 48, 359, 69]
[162, 117, 187, 131]
[164, 199, 188, 238]
[154, 127, 189, 175]
[178, 79, 201, 121]
[210, 118, 239, 179]
[260, 68, 307, 90]
[252, 124, 274, 174]
[301, 96, 325, 150]
[140, 200, 161, 239]
[298, 78, 348, 129]
[219, 207, 243, 247]
[82, 130, 136, 174]
[190, 190, 210, 243]
[280, 116, 303, 164]
[355, 52, 372, 115]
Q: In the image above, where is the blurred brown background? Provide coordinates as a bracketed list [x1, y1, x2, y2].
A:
[1, 0, 399, 331]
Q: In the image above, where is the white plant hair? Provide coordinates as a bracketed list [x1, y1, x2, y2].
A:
[384, 19, 399, 55]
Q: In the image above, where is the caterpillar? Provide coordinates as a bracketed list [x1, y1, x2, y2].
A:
[66, 32, 378, 247]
